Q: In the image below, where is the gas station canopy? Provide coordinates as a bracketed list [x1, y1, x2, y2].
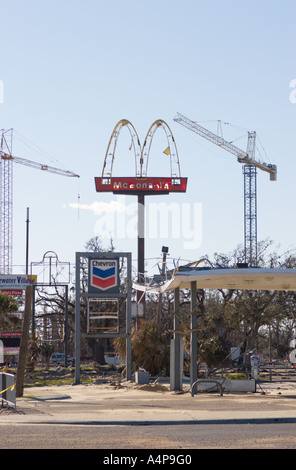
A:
[133, 268, 296, 294]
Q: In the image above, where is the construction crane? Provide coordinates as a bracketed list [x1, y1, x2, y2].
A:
[173, 112, 277, 264]
[0, 128, 79, 274]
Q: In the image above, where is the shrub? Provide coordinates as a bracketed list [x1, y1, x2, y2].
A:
[113, 319, 170, 376]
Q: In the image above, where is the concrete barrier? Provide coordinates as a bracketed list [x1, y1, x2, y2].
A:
[222, 379, 256, 392]
[0, 372, 16, 408]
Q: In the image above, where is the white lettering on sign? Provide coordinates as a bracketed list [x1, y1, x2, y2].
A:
[92, 260, 116, 267]
[113, 181, 170, 190]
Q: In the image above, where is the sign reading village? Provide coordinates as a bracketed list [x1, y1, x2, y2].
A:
[0, 275, 36, 290]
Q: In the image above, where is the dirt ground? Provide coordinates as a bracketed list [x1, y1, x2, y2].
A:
[11, 362, 132, 389]
[5, 359, 296, 392]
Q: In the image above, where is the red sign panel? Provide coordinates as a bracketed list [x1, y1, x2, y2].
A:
[0, 332, 22, 337]
[1, 289, 23, 296]
[95, 177, 187, 194]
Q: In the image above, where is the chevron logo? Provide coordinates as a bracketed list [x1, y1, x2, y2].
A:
[90, 259, 118, 291]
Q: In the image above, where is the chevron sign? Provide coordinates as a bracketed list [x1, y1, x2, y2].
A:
[89, 259, 119, 292]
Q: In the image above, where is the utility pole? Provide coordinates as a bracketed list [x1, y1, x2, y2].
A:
[26, 207, 30, 275]
[16, 286, 33, 397]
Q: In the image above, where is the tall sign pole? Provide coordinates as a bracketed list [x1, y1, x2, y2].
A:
[75, 251, 132, 385]
[95, 119, 187, 315]
[137, 194, 145, 306]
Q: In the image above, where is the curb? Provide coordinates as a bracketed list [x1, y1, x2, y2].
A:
[3, 417, 296, 426]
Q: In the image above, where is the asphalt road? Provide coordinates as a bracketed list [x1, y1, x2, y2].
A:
[2, 380, 296, 453]
[2, 421, 296, 450]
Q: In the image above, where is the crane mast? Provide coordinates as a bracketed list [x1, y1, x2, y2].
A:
[0, 129, 79, 273]
[174, 113, 277, 264]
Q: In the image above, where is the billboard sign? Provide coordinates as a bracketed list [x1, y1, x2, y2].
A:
[0, 275, 36, 290]
[88, 258, 119, 293]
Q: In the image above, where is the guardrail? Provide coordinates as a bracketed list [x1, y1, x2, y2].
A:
[0, 372, 16, 408]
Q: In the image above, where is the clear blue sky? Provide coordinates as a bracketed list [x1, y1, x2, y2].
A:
[0, 0, 295, 277]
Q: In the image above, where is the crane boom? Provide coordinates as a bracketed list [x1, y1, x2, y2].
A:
[174, 112, 277, 181]
[174, 112, 278, 264]
[1, 153, 80, 178]
[0, 129, 80, 274]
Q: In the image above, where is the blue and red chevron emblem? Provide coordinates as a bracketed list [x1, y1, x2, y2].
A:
[89, 259, 118, 292]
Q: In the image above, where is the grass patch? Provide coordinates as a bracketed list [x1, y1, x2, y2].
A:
[24, 378, 75, 387]
[225, 373, 247, 380]
[226, 373, 269, 381]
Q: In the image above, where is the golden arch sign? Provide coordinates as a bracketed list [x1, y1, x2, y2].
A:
[95, 119, 187, 195]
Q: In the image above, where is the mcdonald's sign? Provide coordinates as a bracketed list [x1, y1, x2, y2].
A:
[95, 119, 187, 195]
[95, 176, 187, 195]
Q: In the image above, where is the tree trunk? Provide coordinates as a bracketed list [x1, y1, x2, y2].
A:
[16, 286, 33, 397]
[91, 338, 106, 365]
